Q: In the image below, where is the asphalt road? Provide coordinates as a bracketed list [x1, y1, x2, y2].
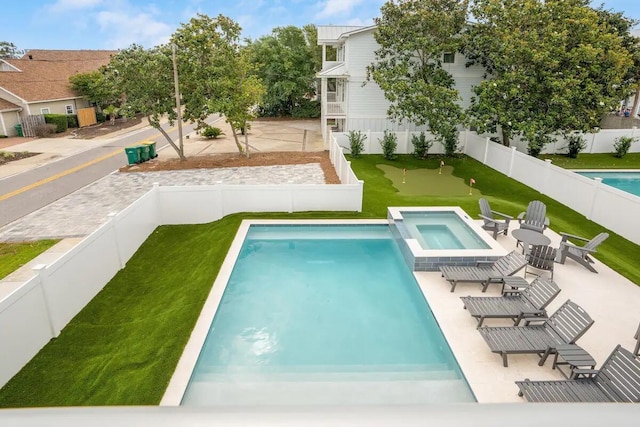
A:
[0, 120, 204, 229]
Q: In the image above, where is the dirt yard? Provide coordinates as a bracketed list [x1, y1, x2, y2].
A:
[120, 151, 341, 184]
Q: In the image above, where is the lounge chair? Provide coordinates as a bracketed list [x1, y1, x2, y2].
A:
[634, 322, 640, 357]
[460, 277, 561, 326]
[517, 200, 549, 233]
[556, 232, 609, 273]
[440, 250, 527, 293]
[478, 198, 512, 239]
[524, 245, 557, 280]
[477, 300, 594, 367]
[516, 345, 640, 402]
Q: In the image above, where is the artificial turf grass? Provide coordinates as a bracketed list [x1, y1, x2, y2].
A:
[377, 164, 482, 196]
[1, 154, 639, 408]
[0, 240, 59, 280]
[540, 152, 640, 169]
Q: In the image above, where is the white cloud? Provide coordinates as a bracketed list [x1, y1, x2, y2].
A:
[95, 11, 172, 48]
[50, 0, 101, 10]
[316, 0, 366, 19]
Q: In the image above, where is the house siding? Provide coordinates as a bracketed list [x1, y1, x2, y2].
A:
[28, 98, 84, 116]
[1, 110, 21, 136]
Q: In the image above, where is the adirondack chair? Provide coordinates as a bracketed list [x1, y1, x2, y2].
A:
[517, 200, 549, 233]
[477, 300, 594, 367]
[516, 345, 640, 402]
[478, 198, 512, 239]
[556, 232, 609, 273]
[460, 277, 561, 326]
[439, 250, 527, 293]
[525, 245, 557, 280]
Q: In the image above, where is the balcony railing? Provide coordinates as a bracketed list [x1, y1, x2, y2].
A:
[326, 102, 346, 116]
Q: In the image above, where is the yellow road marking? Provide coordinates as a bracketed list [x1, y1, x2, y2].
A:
[0, 126, 178, 202]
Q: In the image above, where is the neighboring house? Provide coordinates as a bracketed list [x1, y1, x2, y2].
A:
[0, 49, 117, 136]
[316, 25, 486, 143]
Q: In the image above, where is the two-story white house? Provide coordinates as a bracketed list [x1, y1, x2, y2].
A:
[317, 25, 486, 146]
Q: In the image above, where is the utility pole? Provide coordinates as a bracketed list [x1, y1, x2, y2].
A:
[172, 44, 184, 159]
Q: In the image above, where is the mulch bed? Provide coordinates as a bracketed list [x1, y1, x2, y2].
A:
[119, 151, 341, 184]
[0, 151, 39, 166]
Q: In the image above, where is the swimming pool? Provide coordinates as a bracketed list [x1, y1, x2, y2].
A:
[577, 171, 640, 197]
[176, 222, 475, 406]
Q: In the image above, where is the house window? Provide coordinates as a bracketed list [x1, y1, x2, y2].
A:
[40, 108, 51, 114]
[443, 53, 455, 63]
[65, 105, 74, 114]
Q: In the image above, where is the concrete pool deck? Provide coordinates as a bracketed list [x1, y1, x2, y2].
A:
[418, 225, 640, 403]
[163, 219, 640, 405]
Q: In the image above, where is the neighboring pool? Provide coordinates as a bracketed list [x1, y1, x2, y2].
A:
[577, 171, 640, 197]
[178, 223, 475, 406]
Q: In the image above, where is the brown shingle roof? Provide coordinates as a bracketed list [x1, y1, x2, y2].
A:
[0, 98, 21, 111]
[0, 50, 117, 102]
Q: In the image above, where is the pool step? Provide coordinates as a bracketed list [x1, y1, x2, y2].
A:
[181, 377, 475, 406]
[193, 368, 459, 382]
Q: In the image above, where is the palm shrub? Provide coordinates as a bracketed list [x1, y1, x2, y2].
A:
[201, 126, 225, 139]
[565, 134, 586, 158]
[613, 136, 636, 158]
[348, 130, 367, 157]
[411, 132, 433, 159]
[379, 130, 398, 160]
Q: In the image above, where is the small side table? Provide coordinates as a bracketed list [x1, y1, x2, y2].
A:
[552, 344, 597, 379]
[512, 228, 551, 255]
[501, 276, 529, 295]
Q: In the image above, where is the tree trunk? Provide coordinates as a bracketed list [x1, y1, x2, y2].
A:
[148, 116, 186, 161]
[244, 121, 250, 158]
[230, 126, 245, 154]
[501, 127, 511, 147]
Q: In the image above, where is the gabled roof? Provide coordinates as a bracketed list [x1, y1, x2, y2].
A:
[317, 25, 375, 44]
[0, 98, 21, 111]
[0, 50, 117, 103]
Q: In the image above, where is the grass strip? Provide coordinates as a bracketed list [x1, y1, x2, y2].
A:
[0, 240, 58, 280]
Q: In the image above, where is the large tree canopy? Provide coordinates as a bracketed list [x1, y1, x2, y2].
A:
[464, 0, 635, 155]
[249, 25, 320, 117]
[0, 41, 22, 59]
[367, 0, 469, 155]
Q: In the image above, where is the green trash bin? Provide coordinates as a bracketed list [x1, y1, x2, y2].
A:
[14, 124, 23, 137]
[138, 144, 150, 162]
[124, 147, 140, 165]
[144, 141, 157, 158]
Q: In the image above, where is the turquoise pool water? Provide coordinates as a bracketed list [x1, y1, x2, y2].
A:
[181, 224, 475, 406]
[401, 211, 491, 250]
[578, 171, 640, 197]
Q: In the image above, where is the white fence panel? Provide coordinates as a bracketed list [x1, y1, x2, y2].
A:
[544, 168, 596, 215]
[41, 223, 123, 335]
[292, 185, 363, 212]
[222, 185, 292, 215]
[484, 142, 511, 175]
[590, 186, 640, 245]
[158, 186, 223, 225]
[0, 277, 53, 388]
[509, 153, 548, 192]
[464, 132, 488, 160]
[112, 189, 160, 262]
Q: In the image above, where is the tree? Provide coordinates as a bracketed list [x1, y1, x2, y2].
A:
[0, 41, 22, 59]
[69, 71, 120, 109]
[367, 0, 469, 156]
[249, 25, 320, 117]
[464, 0, 635, 155]
[171, 14, 265, 156]
[107, 44, 186, 159]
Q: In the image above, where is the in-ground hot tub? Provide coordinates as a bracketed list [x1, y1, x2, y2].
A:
[388, 207, 507, 271]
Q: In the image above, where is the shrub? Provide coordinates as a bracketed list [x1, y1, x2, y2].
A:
[34, 123, 57, 137]
[411, 132, 433, 159]
[379, 130, 398, 160]
[565, 134, 586, 158]
[347, 130, 367, 157]
[201, 126, 225, 139]
[292, 99, 321, 119]
[43, 114, 68, 133]
[66, 114, 79, 128]
[96, 111, 106, 123]
[613, 136, 636, 158]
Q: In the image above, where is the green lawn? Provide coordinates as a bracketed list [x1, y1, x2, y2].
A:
[0, 154, 639, 407]
[540, 152, 640, 169]
[0, 240, 59, 280]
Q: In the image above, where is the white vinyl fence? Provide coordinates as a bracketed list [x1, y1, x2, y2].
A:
[0, 139, 363, 388]
[464, 132, 640, 246]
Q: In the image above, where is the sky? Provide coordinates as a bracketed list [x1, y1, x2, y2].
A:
[1, 0, 639, 51]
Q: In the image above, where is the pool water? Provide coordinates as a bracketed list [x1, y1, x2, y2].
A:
[578, 171, 640, 197]
[181, 224, 475, 406]
[401, 211, 491, 250]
